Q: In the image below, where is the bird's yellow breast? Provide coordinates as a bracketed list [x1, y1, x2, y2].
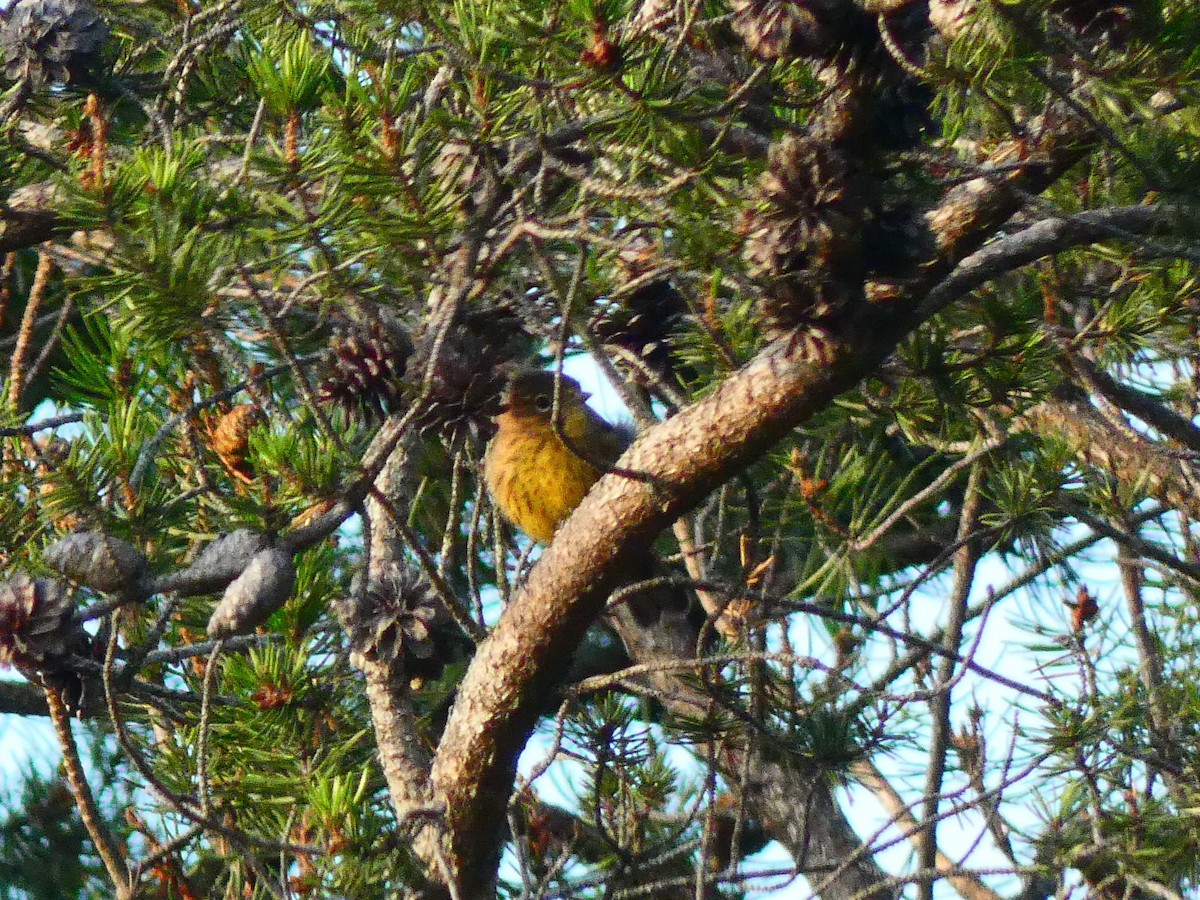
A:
[484, 408, 605, 544]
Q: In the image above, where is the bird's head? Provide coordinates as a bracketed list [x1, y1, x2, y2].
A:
[499, 370, 591, 421]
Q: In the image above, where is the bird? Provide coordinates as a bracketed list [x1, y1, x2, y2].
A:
[484, 367, 699, 643]
[483, 369, 629, 545]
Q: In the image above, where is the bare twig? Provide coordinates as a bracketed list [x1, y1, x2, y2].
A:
[7, 251, 54, 410]
[919, 464, 985, 900]
[851, 760, 1003, 900]
[45, 686, 132, 898]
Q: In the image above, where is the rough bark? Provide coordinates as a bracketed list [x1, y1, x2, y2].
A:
[339, 438, 443, 888]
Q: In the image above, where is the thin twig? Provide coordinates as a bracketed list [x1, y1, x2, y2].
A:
[851, 759, 1003, 900]
[197, 640, 223, 816]
[919, 463, 985, 900]
[852, 438, 1004, 551]
[45, 686, 132, 897]
[7, 251, 54, 410]
[0, 412, 87, 437]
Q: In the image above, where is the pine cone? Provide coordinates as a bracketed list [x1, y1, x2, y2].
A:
[929, 0, 975, 40]
[170, 529, 270, 596]
[629, 0, 681, 37]
[741, 136, 867, 333]
[591, 239, 691, 386]
[729, 0, 886, 64]
[207, 548, 296, 639]
[44, 531, 146, 592]
[0, 573, 76, 672]
[318, 320, 414, 422]
[730, 0, 831, 60]
[591, 283, 688, 384]
[336, 568, 463, 683]
[408, 303, 533, 442]
[0, 0, 108, 87]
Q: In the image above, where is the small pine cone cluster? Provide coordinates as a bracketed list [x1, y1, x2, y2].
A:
[336, 568, 456, 683]
[318, 320, 414, 422]
[408, 304, 532, 442]
[0, 573, 77, 673]
[0, 0, 108, 87]
[740, 136, 866, 333]
[730, 0, 838, 61]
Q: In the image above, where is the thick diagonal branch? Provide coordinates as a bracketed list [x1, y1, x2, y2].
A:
[428, 320, 907, 896]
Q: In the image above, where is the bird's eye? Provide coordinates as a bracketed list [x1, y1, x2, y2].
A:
[533, 393, 553, 412]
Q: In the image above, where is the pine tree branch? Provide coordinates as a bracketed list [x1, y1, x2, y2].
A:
[1066, 353, 1200, 454]
[0, 673, 186, 721]
[419, 101, 1099, 897]
[919, 465, 985, 900]
[354, 440, 438, 865]
[1025, 390, 1200, 524]
[0, 181, 65, 252]
[852, 760, 1004, 900]
[1068, 507, 1200, 587]
[427, 319, 905, 896]
[919, 204, 1199, 321]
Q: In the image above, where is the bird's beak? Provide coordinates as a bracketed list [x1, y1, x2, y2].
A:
[580, 391, 592, 401]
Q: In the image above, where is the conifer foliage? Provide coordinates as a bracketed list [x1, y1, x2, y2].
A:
[1, 0, 1200, 897]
